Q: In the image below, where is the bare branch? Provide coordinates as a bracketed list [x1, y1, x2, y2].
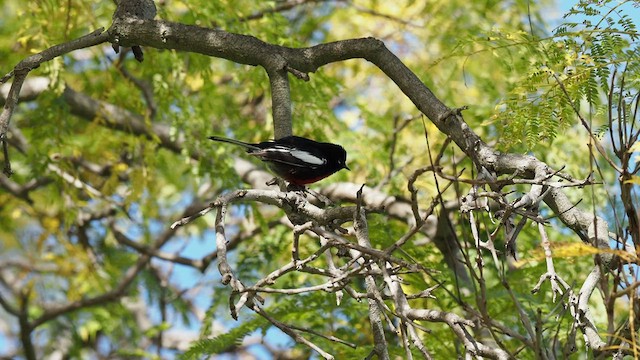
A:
[354, 187, 390, 360]
[252, 305, 335, 360]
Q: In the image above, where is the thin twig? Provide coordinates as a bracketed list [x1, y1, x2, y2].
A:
[252, 305, 335, 360]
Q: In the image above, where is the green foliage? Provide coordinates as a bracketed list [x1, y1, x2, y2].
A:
[489, 0, 640, 151]
[179, 316, 268, 359]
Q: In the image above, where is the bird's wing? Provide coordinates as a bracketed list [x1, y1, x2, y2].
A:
[250, 146, 327, 168]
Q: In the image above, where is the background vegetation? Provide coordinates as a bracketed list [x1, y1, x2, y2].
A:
[1, 0, 639, 358]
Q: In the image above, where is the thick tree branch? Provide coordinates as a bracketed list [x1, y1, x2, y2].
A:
[267, 66, 293, 139]
[62, 86, 186, 156]
[18, 292, 36, 360]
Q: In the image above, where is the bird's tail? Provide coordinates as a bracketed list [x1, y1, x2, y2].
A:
[208, 136, 260, 150]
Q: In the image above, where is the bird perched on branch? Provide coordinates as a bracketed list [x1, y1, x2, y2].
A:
[209, 135, 349, 186]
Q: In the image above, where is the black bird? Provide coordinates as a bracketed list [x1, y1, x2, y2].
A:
[209, 135, 349, 185]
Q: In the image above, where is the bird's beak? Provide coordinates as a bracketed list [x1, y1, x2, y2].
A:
[344, 164, 350, 171]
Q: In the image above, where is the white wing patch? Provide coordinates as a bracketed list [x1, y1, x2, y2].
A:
[290, 149, 326, 165]
[269, 146, 292, 152]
